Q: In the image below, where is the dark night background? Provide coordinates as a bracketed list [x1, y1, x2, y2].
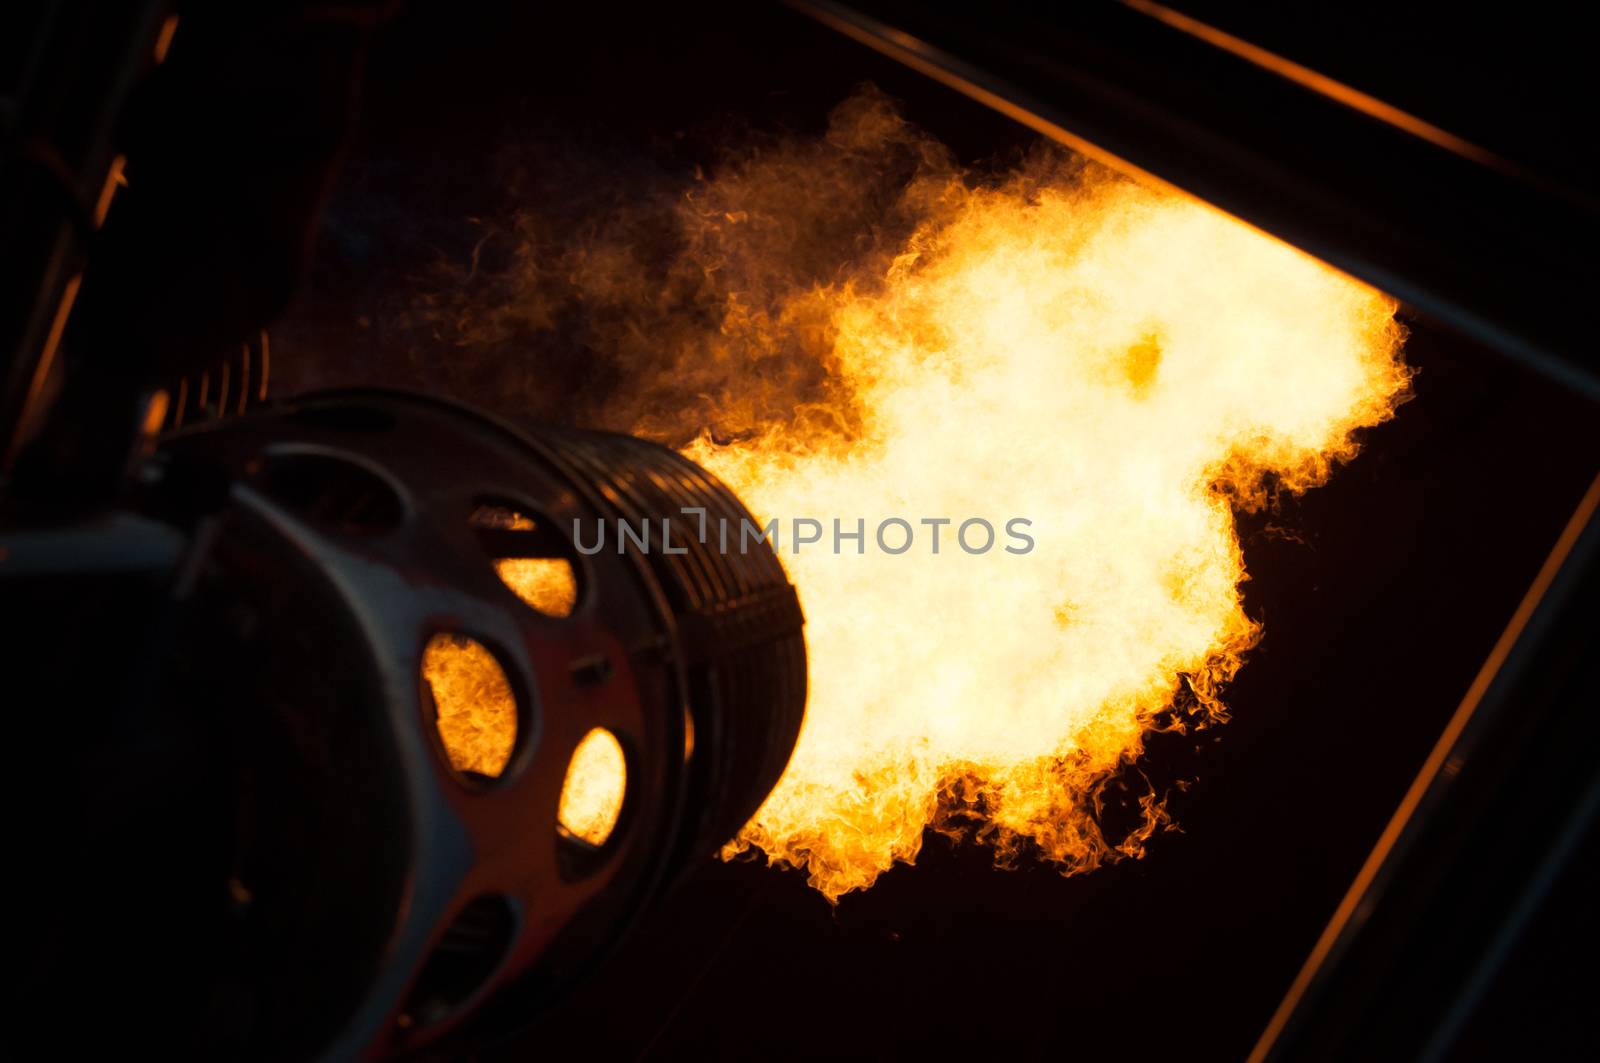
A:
[262, 3, 1599, 1060]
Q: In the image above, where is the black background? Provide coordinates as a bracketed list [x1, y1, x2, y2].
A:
[269, 4, 1600, 1059]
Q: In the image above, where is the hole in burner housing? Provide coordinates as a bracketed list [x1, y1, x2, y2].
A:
[470, 502, 581, 618]
[399, 895, 516, 1031]
[558, 727, 628, 850]
[421, 633, 520, 781]
[253, 449, 404, 535]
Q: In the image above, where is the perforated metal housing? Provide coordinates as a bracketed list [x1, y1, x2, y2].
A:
[154, 389, 806, 1056]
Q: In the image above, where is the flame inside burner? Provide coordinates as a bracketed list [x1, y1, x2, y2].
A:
[423, 633, 518, 778]
[559, 728, 627, 846]
[495, 558, 578, 618]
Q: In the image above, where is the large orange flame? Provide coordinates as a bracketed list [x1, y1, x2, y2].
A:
[422, 90, 1410, 901]
[670, 126, 1410, 902]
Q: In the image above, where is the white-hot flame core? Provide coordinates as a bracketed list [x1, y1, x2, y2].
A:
[689, 172, 1408, 899]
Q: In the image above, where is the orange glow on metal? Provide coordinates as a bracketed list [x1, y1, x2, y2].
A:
[1247, 472, 1600, 1062]
[153, 15, 179, 64]
[94, 155, 126, 227]
[1120, 0, 1509, 171]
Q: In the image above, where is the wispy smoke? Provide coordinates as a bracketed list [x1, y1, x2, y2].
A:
[344, 87, 1072, 446]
